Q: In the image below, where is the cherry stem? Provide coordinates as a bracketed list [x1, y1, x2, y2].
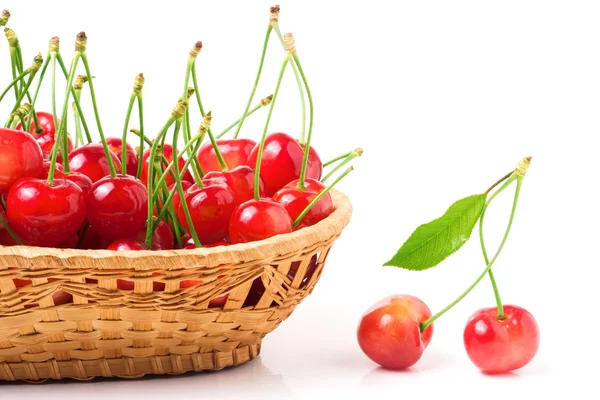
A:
[171, 119, 202, 248]
[56, 54, 92, 143]
[293, 167, 354, 229]
[479, 173, 516, 320]
[323, 151, 353, 168]
[273, 24, 306, 144]
[136, 94, 145, 179]
[48, 50, 82, 183]
[254, 54, 290, 200]
[144, 117, 176, 248]
[215, 96, 271, 139]
[0, 68, 30, 103]
[80, 52, 117, 177]
[122, 92, 138, 175]
[420, 176, 523, 332]
[0, 212, 23, 245]
[27, 54, 51, 132]
[7, 42, 19, 101]
[73, 97, 83, 147]
[484, 171, 513, 195]
[292, 52, 314, 191]
[51, 53, 58, 135]
[183, 101, 204, 183]
[322, 148, 363, 183]
[9, 67, 38, 115]
[233, 25, 273, 139]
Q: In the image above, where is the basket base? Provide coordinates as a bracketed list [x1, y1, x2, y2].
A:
[0, 342, 261, 382]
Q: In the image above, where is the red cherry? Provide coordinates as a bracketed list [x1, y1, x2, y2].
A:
[40, 161, 64, 179]
[357, 294, 434, 370]
[229, 199, 293, 244]
[107, 239, 146, 251]
[287, 254, 319, 288]
[6, 178, 87, 247]
[106, 137, 138, 176]
[69, 143, 121, 183]
[177, 182, 236, 245]
[141, 144, 193, 187]
[463, 305, 540, 374]
[36, 132, 73, 162]
[63, 172, 93, 198]
[77, 226, 111, 250]
[272, 178, 333, 230]
[243, 278, 266, 308]
[247, 133, 323, 196]
[16, 111, 55, 136]
[169, 180, 192, 213]
[0, 228, 27, 246]
[0, 128, 44, 191]
[197, 138, 257, 173]
[129, 218, 174, 250]
[203, 165, 264, 206]
[0, 209, 6, 232]
[86, 175, 148, 241]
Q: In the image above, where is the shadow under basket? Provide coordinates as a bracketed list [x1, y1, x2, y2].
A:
[0, 190, 352, 382]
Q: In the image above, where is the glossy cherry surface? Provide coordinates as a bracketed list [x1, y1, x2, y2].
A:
[203, 165, 264, 206]
[64, 172, 94, 198]
[197, 138, 257, 173]
[141, 144, 193, 187]
[272, 178, 333, 230]
[106, 137, 138, 176]
[107, 239, 146, 251]
[86, 175, 149, 241]
[0, 128, 44, 191]
[6, 178, 86, 247]
[68, 143, 121, 183]
[463, 305, 539, 374]
[247, 132, 323, 196]
[357, 294, 434, 370]
[15, 111, 73, 161]
[130, 218, 174, 250]
[229, 199, 293, 244]
[177, 182, 236, 244]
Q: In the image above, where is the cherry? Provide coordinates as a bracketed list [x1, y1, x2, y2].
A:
[247, 132, 323, 196]
[272, 178, 333, 230]
[0, 209, 6, 232]
[68, 143, 121, 183]
[106, 137, 138, 176]
[197, 138, 256, 173]
[63, 172, 93, 198]
[0, 128, 44, 191]
[177, 182, 236, 245]
[6, 178, 87, 247]
[86, 175, 148, 241]
[463, 305, 539, 374]
[16, 112, 73, 162]
[169, 180, 192, 213]
[357, 294, 434, 370]
[141, 144, 193, 187]
[107, 239, 146, 251]
[130, 218, 174, 250]
[203, 165, 264, 206]
[77, 226, 111, 250]
[229, 199, 293, 244]
[41, 161, 64, 179]
[0, 229, 26, 246]
[287, 254, 318, 288]
[243, 278, 266, 308]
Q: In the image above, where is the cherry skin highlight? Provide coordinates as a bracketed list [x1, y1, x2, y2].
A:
[68, 143, 121, 183]
[106, 137, 138, 176]
[203, 165, 264, 206]
[357, 294, 434, 370]
[177, 182, 236, 245]
[247, 132, 323, 196]
[197, 138, 257, 173]
[6, 178, 87, 247]
[86, 175, 149, 241]
[229, 199, 293, 244]
[0, 128, 44, 191]
[463, 305, 540, 374]
[107, 239, 146, 251]
[272, 178, 333, 230]
[16, 112, 73, 162]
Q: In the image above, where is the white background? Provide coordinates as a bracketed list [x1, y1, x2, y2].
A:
[1, 0, 599, 399]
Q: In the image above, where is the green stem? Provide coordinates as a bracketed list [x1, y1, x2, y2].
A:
[479, 175, 516, 320]
[8, 47, 19, 101]
[183, 103, 203, 182]
[273, 24, 306, 144]
[81, 53, 116, 177]
[9, 71, 36, 114]
[420, 176, 522, 331]
[30, 54, 50, 108]
[51, 53, 58, 132]
[48, 52, 82, 183]
[171, 120, 202, 248]
[293, 54, 314, 191]
[56, 54, 92, 143]
[323, 151, 352, 168]
[136, 93, 145, 179]
[233, 25, 273, 139]
[322, 148, 362, 183]
[293, 167, 353, 229]
[0, 213, 23, 245]
[0, 68, 29, 103]
[144, 118, 176, 248]
[122, 92, 137, 174]
[73, 98, 83, 147]
[254, 55, 290, 200]
[215, 100, 266, 139]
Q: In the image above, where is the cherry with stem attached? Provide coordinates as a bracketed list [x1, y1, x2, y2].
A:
[120, 73, 144, 175]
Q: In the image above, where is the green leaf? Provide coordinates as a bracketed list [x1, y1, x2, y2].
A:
[384, 194, 486, 271]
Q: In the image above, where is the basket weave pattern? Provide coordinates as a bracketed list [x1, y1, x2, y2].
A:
[0, 191, 352, 381]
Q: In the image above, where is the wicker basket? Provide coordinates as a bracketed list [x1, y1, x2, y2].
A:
[0, 190, 352, 382]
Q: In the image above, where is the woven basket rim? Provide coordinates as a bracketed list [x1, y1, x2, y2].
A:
[0, 189, 352, 269]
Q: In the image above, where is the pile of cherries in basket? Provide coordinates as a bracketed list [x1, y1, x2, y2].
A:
[0, 7, 361, 305]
